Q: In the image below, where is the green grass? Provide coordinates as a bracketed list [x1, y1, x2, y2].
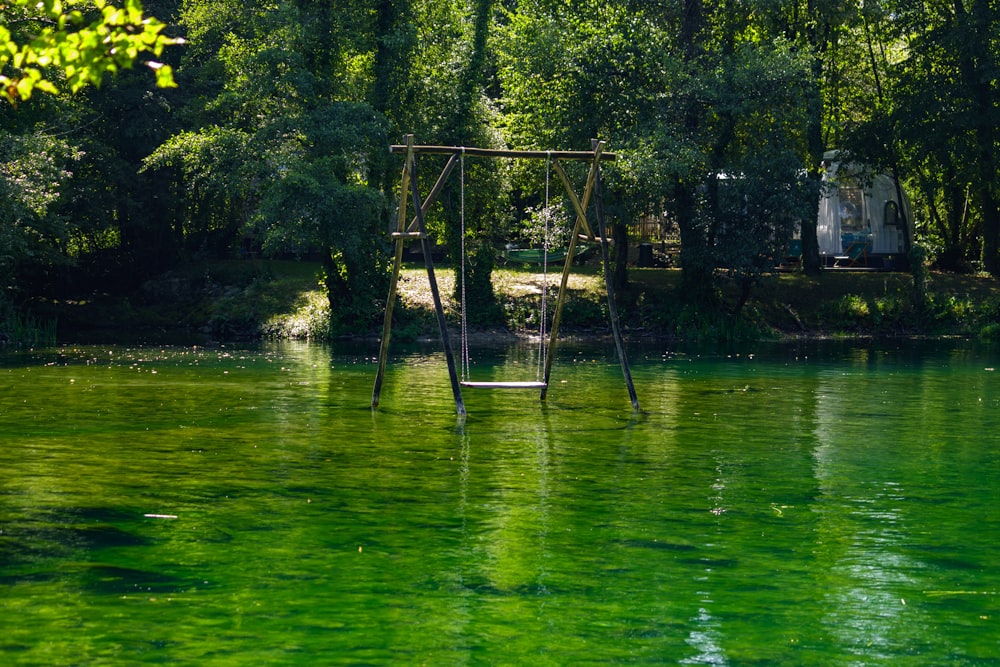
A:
[27, 258, 1000, 343]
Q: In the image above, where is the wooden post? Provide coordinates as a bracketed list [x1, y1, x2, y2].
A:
[539, 153, 603, 401]
[407, 148, 466, 416]
[539, 212, 580, 399]
[592, 139, 639, 411]
[551, 159, 598, 242]
[371, 136, 415, 408]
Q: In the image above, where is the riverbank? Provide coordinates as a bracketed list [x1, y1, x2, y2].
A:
[20, 259, 1000, 345]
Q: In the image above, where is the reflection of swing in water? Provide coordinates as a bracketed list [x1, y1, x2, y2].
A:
[371, 135, 639, 416]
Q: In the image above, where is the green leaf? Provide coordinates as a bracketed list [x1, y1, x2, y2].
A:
[151, 62, 177, 88]
[15, 76, 33, 100]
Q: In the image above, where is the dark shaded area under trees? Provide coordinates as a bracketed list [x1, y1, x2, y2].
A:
[2, 0, 999, 342]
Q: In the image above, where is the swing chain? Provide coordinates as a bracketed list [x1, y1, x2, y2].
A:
[459, 148, 550, 385]
[538, 152, 551, 382]
[459, 148, 470, 382]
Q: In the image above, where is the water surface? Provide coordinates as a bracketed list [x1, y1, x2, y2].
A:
[1, 340, 998, 665]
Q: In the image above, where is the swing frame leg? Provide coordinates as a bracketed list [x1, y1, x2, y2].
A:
[372, 135, 466, 417]
[592, 139, 639, 411]
[408, 152, 466, 416]
[540, 141, 638, 410]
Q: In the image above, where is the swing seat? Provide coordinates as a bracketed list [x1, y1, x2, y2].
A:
[460, 380, 548, 389]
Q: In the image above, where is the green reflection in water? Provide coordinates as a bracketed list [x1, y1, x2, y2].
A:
[1, 340, 999, 665]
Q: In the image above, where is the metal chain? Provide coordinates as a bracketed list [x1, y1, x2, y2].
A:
[459, 149, 470, 382]
[538, 152, 550, 381]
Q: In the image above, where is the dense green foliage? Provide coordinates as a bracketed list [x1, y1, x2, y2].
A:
[0, 0, 179, 103]
[1, 0, 998, 340]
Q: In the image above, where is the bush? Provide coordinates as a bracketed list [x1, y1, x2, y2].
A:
[979, 322, 1000, 341]
[0, 299, 57, 347]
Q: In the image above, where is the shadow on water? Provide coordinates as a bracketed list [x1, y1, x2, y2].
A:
[1, 505, 219, 599]
[71, 564, 200, 595]
[1, 507, 151, 556]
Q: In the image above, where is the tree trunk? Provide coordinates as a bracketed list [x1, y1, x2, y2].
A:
[371, 0, 414, 196]
[675, 0, 713, 300]
[612, 219, 629, 293]
[801, 0, 827, 277]
[674, 180, 713, 302]
[449, 0, 498, 309]
[979, 190, 1000, 275]
[956, 0, 1000, 275]
[322, 250, 349, 315]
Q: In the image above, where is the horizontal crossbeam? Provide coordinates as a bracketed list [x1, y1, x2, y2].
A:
[390, 144, 616, 162]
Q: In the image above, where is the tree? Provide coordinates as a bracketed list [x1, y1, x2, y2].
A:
[759, 0, 862, 276]
[493, 0, 820, 310]
[495, 0, 672, 292]
[0, 131, 79, 294]
[1, 0, 182, 307]
[437, 0, 508, 319]
[145, 0, 413, 330]
[636, 1, 816, 303]
[251, 105, 390, 329]
[698, 41, 819, 313]
[0, 0, 180, 104]
[882, 0, 999, 274]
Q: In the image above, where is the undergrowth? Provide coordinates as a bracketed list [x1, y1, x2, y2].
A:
[23, 258, 1000, 344]
[0, 299, 57, 347]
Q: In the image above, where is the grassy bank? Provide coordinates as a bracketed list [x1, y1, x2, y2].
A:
[19, 259, 1000, 344]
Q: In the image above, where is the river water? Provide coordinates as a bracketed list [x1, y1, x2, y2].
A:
[1, 339, 998, 665]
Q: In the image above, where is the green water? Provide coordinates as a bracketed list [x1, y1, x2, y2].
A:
[1, 340, 999, 665]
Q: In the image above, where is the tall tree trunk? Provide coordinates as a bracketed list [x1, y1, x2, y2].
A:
[674, 0, 714, 299]
[801, 0, 828, 277]
[674, 180, 713, 302]
[323, 250, 349, 316]
[371, 0, 414, 194]
[978, 190, 1000, 275]
[457, 0, 492, 145]
[443, 0, 498, 312]
[955, 0, 1000, 275]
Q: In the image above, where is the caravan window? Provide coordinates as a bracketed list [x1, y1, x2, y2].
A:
[884, 200, 901, 226]
[838, 187, 866, 233]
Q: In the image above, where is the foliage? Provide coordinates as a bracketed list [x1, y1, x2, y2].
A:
[0, 130, 80, 293]
[142, 0, 403, 330]
[845, 0, 1000, 275]
[142, 125, 253, 252]
[2, 0, 1000, 341]
[0, 0, 180, 104]
[0, 294, 56, 345]
[520, 203, 569, 250]
[710, 150, 817, 312]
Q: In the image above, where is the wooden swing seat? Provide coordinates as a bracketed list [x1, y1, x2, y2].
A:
[460, 380, 548, 389]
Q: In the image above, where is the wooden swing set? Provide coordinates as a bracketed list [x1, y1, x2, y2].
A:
[371, 135, 639, 416]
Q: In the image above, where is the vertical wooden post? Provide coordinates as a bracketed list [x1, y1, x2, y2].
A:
[408, 148, 466, 416]
[592, 139, 639, 411]
[371, 136, 414, 409]
[540, 162, 584, 400]
[541, 146, 604, 399]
